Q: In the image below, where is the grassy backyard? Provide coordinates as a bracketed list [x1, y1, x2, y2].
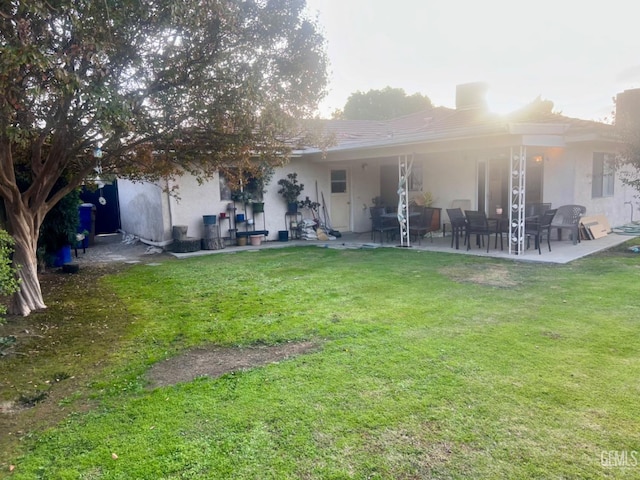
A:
[1, 243, 640, 479]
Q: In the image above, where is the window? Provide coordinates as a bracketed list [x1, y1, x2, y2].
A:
[219, 170, 264, 202]
[219, 174, 232, 201]
[330, 169, 347, 193]
[592, 152, 615, 198]
[408, 164, 423, 192]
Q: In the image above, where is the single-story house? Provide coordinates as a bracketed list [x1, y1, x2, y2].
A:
[117, 83, 639, 248]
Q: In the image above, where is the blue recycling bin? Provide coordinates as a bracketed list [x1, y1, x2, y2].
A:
[78, 203, 96, 246]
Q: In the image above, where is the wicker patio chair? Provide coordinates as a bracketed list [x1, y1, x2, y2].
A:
[550, 205, 586, 245]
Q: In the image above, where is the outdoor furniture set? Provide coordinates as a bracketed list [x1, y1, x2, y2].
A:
[445, 203, 585, 254]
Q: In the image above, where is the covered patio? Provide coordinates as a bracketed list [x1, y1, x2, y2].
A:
[168, 227, 638, 265]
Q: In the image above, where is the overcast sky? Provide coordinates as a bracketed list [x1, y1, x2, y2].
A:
[304, 0, 640, 121]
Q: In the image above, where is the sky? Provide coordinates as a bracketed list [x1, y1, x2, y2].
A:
[303, 0, 640, 122]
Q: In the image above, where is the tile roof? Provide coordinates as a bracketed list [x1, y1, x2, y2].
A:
[301, 106, 615, 154]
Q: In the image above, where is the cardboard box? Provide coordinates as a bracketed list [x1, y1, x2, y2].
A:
[579, 215, 611, 240]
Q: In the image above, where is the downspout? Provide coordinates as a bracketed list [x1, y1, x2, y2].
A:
[624, 201, 634, 223]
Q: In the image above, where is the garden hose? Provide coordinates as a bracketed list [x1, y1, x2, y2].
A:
[611, 221, 640, 235]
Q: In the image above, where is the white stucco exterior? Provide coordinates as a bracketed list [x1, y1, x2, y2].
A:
[118, 158, 332, 243]
[117, 99, 640, 246]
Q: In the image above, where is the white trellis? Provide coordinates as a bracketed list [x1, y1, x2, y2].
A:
[397, 154, 413, 247]
[509, 146, 526, 254]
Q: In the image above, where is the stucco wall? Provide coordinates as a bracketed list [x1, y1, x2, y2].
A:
[544, 145, 637, 228]
[118, 158, 332, 243]
[118, 140, 640, 244]
[117, 179, 169, 242]
[572, 145, 636, 227]
[423, 152, 477, 223]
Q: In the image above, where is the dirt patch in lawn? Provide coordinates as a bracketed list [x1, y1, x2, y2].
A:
[146, 341, 320, 389]
[439, 263, 520, 288]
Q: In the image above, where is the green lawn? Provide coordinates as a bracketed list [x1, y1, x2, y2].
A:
[2, 244, 640, 479]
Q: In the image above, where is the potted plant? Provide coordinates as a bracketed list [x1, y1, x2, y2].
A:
[39, 187, 81, 267]
[410, 190, 434, 207]
[298, 196, 321, 225]
[277, 173, 304, 214]
[251, 163, 274, 214]
[231, 190, 253, 206]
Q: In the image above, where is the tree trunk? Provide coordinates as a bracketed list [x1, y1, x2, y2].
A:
[6, 208, 46, 316]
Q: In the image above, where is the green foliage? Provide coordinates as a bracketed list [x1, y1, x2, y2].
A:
[230, 189, 253, 204]
[342, 86, 432, 120]
[0, 230, 19, 319]
[0, 0, 328, 185]
[38, 187, 81, 255]
[297, 196, 320, 212]
[509, 95, 558, 120]
[3, 246, 640, 477]
[1, 0, 328, 314]
[277, 172, 304, 203]
[616, 120, 640, 197]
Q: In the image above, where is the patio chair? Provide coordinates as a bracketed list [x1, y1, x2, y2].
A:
[492, 214, 509, 251]
[464, 210, 492, 252]
[370, 206, 396, 243]
[524, 202, 552, 220]
[550, 205, 586, 245]
[409, 206, 435, 245]
[446, 208, 467, 249]
[525, 208, 557, 254]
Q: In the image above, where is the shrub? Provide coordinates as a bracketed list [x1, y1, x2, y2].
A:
[0, 230, 19, 320]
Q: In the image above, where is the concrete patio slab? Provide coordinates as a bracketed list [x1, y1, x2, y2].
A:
[168, 229, 638, 264]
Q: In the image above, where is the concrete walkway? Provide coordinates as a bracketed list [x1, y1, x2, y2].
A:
[168, 229, 638, 265]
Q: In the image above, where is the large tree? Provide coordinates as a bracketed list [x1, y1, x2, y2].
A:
[338, 86, 432, 120]
[0, 0, 327, 316]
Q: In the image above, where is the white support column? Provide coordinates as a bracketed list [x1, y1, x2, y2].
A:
[397, 154, 413, 247]
[509, 146, 526, 254]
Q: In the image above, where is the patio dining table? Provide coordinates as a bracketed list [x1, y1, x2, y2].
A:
[488, 214, 543, 252]
[380, 212, 420, 221]
[379, 212, 421, 242]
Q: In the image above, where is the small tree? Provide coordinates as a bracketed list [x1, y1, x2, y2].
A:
[1, 0, 328, 316]
[277, 173, 304, 205]
[612, 92, 640, 203]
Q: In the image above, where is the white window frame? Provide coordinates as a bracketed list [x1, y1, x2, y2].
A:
[592, 152, 615, 198]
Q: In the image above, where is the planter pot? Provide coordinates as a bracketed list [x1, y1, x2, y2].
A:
[286, 202, 298, 214]
[252, 202, 264, 213]
[237, 236, 247, 246]
[250, 234, 263, 246]
[53, 245, 72, 267]
[172, 225, 188, 240]
[278, 230, 289, 242]
[202, 215, 217, 225]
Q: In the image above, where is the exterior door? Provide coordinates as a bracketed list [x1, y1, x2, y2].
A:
[80, 181, 121, 234]
[329, 168, 350, 231]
